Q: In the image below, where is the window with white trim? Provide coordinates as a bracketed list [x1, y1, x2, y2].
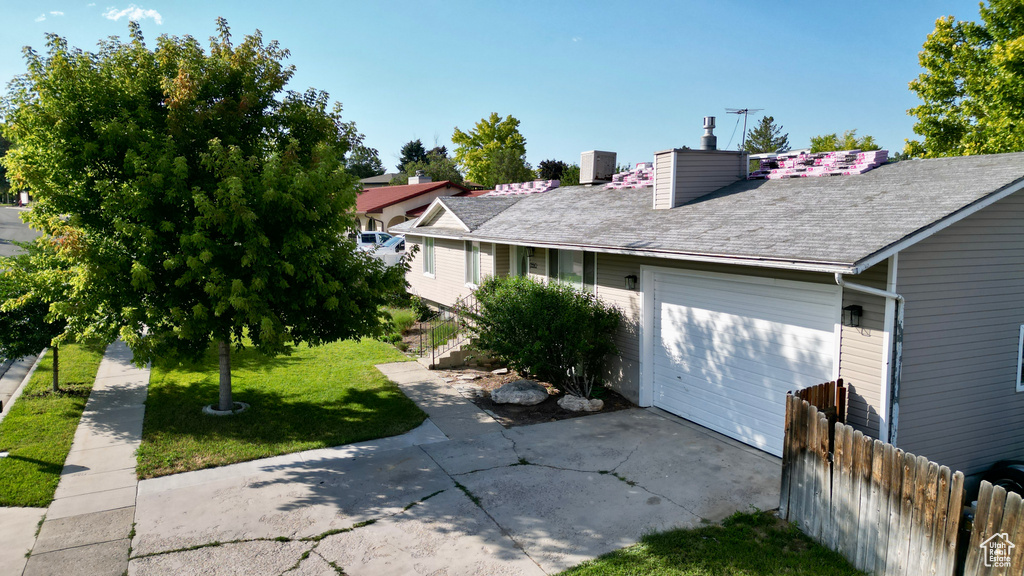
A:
[465, 241, 480, 286]
[1017, 324, 1024, 392]
[547, 249, 596, 292]
[423, 237, 435, 276]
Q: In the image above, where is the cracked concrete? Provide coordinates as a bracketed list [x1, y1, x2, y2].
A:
[130, 407, 780, 575]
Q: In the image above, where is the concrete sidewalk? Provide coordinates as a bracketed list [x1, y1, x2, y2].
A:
[21, 340, 150, 576]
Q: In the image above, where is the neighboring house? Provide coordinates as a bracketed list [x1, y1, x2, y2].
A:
[391, 145, 1024, 486]
[355, 175, 470, 232]
[359, 173, 399, 189]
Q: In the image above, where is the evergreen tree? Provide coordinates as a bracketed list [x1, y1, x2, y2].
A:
[744, 116, 791, 154]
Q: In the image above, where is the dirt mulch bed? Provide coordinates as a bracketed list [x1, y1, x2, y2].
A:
[435, 366, 634, 428]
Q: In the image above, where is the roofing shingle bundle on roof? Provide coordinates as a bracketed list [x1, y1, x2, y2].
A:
[749, 150, 889, 180]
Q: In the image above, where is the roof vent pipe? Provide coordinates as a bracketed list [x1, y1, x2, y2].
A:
[700, 116, 717, 151]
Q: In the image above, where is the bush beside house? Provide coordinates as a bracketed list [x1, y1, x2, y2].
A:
[471, 276, 622, 399]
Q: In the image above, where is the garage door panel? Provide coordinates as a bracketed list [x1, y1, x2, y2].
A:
[654, 373, 787, 424]
[657, 329, 834, 383]
[650, 269, 838, 457]
[664, 397, 782, 454]
[659, 305, 836, 355]
[651, 352, 821, 401]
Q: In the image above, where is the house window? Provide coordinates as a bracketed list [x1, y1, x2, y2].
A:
[1017, 325, 1024, 392]
[465, 241, 480, 286]
[423, 237, 435, 276]
[515, 246, 529, 277]
[547, 249, 596, 292]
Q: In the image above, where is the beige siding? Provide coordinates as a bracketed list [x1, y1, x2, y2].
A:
[404, 235, 471, 308]
[673, 151, 747, 206]
[838, 260, 888, 437]
[495, 244, 510, 276]
[653, 151, 674, 210]
[895, 191, 1024, 476]
[595, 253, 836, 403]
[528, 248, 549, 282]
[480, 242, 495, 281]
[420, 208, 464, 229]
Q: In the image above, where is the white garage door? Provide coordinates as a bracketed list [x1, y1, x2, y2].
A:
[649, 269, 840, 457]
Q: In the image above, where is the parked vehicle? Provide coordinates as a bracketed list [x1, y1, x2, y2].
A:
[353, 231, 393, 251]
[366, 235, 406, 266]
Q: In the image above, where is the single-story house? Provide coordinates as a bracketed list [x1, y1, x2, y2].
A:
[390, 145, 1024, 484]
[355, 175, 470, 231]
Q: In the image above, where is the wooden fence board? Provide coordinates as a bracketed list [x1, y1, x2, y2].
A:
[862, 440, 883, 574]
[916, 462, 940, 575]
[965, 482, 993, 573]
[992, 492, 1022, 576]
[841, 424, 858, 563]
[802, 405, 821, 533]
[780, 395, 795, 519]
[849, 429, 866, 566]
[940, 471, 964, 576]
[885, 448, 906, 575]
[829, 421, 846, 551]
[873, 442, 895, 575]
[896, 451, 919, 575]
[1002, 492, 1024, 576]
[814, 413, 830, 541]
[928, 466, 952, 576]
[854, 433, 874, 572]
[789, 399, 805, 524]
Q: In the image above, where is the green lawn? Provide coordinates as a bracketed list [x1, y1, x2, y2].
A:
[559, 511, 865, 576]
[0, 341, 107, 507]
[136, 339, 425, 478]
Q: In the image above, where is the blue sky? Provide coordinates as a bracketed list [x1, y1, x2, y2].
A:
[0, 1, 985, 170]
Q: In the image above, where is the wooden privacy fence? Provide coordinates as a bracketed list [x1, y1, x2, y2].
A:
[781, 382, 965, 575]
[964, 481, 1024, 575]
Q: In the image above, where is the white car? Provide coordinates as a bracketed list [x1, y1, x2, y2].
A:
[366, 235, 406, 266]
[349, 231, 393, 251]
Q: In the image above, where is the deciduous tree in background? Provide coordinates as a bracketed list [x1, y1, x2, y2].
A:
[1, 20, 405, 412]
[905, 0, 1024, 157]
[744, 116, 791, 154]
[345, 144, 385, 179]
[810, 130, 880, 153]
[537, 159, 568, 181]
[452, 113, 533, 188]
[389, 148, 464, 185]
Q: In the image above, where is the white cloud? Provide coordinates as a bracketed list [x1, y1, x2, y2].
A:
[572, 37, 581, 42]
[50, 10, 65, 15]
[103, 4, 163, 24]
[35, 13, 46, 21]
[87, 2, 96, 5]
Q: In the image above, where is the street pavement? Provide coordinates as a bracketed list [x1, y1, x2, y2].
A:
[0, 206, 40, 257]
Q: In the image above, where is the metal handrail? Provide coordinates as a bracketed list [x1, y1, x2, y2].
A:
[420, 292, 479, 366]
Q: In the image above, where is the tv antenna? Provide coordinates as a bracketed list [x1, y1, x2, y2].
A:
[726, 108, 763, 151]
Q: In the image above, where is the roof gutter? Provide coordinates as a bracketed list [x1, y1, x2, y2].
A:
[835, 271, 904, 445]
[403, 230, 858, 275]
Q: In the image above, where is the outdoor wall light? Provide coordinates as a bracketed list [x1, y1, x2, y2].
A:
[843, 305, 862, 327]
[625, 274, 638, 291]
[527, 247, 535, 258]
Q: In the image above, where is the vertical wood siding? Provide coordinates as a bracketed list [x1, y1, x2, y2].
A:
[404, 235, 471, 308]
[840, 261, 888, 437]
[896, 191, 1024, 476]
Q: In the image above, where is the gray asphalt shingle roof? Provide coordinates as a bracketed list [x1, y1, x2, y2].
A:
[402, 152, 1024, 270]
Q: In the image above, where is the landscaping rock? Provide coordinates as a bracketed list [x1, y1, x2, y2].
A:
[557, 395, 604, 412]
[491, 368, 509, 375]
[491, 380, 549, 406]
[458, 374, 481, 381]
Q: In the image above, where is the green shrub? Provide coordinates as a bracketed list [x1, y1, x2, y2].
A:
[470, 276, 621, 398]
[385, 307, 417, 335]
[411, 296, 436, 322]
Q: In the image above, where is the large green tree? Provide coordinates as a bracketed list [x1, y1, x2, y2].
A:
[345, 144, 385, 179]
[452, 113, 533, 188]
[396, 139, 428, 173]
[389, 149, 464, 185]
[537, 159, 568, 181]
[906, 1, 1024, 157]
[745, 116, 791, 154]
[810, 130, 881, 153]
[0, 239, 69, 392]
[1, 20, 404, 411]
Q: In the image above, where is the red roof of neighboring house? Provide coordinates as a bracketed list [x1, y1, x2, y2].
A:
[356, 181, 470, 214]
[404, 188, 492, 217]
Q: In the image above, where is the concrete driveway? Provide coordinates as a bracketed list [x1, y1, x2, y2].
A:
[130, 408, 779, 575]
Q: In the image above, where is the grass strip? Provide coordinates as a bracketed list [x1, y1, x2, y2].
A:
[136, 338, 424, 478]
[0, 341, 107, 507]
[559, 510, 865, 576]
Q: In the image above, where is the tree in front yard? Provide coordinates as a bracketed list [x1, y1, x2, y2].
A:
[0, 240, 69, 392]
[470, 276, 622, 399]
[1, 20, 405, 412]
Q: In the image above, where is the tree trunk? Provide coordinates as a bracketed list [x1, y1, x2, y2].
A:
[51, 345, 59, 393]
[218, 340, 233, 411]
